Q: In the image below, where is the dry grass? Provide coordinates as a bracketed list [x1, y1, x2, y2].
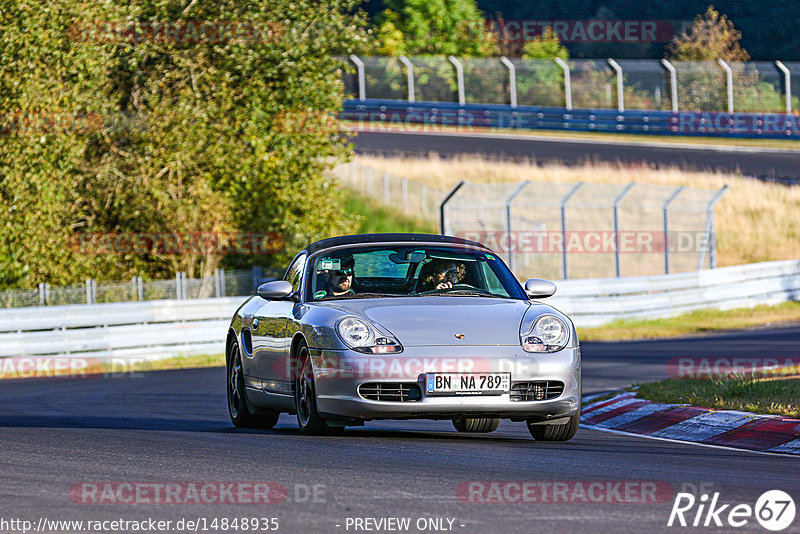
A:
[352, 154, 800, 267]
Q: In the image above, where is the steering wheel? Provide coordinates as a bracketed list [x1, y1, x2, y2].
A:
[417, 283, 479, 295]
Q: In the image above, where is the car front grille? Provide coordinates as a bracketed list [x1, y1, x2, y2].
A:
[358, 382, 422, 402]
[510, 381, 564, 401]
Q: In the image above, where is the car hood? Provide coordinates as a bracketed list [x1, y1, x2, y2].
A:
[318, 297, 531, 346]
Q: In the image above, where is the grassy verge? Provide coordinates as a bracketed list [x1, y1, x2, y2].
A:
[0, 353, 225, 380]
[342, 187, 436, 234]
[635, 377, 800, 418]
[577, 301, 800, 341]
[344, 121, 800, 150]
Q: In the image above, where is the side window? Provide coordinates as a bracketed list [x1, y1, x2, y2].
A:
[283, 254, 306, 292]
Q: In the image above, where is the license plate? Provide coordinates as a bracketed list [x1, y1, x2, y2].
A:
[425, 373, 510, 396]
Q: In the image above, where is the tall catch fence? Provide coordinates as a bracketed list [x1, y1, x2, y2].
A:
[441, 180, 727, 280]
[345, 55, 800, 114]
[335, 163, 727, 280]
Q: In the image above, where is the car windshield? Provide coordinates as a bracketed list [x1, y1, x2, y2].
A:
[305, 245, 527, 301]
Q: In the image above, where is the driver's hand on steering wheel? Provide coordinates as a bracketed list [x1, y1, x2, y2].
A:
[435, 281, 453, 290]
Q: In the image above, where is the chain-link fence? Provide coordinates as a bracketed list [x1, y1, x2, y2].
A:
[441, 181, 727, 280]
[333, 162, 727, 280]
[346, 55, 800, 114]
[0, 267, 284, 308]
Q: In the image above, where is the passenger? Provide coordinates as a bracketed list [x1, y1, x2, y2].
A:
[417, 259, 466, 291]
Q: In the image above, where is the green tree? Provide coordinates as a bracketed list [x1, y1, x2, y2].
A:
[0, 0, 364, 289]
[374, 0, 497, 57]
[665, 6, 792, 112]
[666, 6, 749, 62]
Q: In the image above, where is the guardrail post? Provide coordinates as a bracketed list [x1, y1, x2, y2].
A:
[448, 55, 465, 106]
[38, 282, 49, 306]
[612, 182, 636, 277]
[717, 59, 734, 114]
[176, 272, 186, 299]
[348, 54, 366, 101]
[660, 59, 678, 112]
[137, 276, 144, 301]
[775, 61, 792, 114]
[439, 180, 465, 235]
[251, 266, 262, 293]
[500, 56, 517, 108]
[554, 58, 572, 111]
[697, 185, 729, 269]
[505, 181, 531, 272]
[85, 278, 96, 305]
[398, 55, 415, 103]
[663, 186, 685, 274]
[560, 183, 583, 279]
[215, 268, 224, 297]
[607, 59, 624, 112]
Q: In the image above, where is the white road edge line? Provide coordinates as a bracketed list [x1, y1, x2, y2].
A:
[579, 423, 799, 458]
[350, 126, 800, 155]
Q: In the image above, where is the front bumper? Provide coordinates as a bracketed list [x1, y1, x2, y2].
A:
[309, 345, 581, 421]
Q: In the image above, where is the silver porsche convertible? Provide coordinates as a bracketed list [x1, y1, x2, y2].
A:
[226, 233, 581, 440]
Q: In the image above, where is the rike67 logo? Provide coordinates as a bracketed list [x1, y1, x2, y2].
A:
[668, 490, 796, 531]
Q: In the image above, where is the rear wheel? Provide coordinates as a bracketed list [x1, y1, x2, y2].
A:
[452, 417, 501, 433]
[295, 343, 343, 436]
[227, 337, 280, 429]
[526, 411, 579, 441]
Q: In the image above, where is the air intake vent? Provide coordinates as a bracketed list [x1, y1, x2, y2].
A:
[358, 382, 422, 402]
[510, 381, 564, 401]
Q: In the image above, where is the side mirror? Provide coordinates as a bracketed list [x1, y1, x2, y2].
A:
[524, 279, 556, 299]
[257, 280, 295, 300]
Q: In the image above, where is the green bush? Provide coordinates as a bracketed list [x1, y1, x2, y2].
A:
[0, 0, 364, 288]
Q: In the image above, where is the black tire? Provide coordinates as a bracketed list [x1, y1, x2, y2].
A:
[227, 337, 280, 429]
[452, 417, 501, 433]
[526, 411, 579, 441]
[294, 343, 343, 436]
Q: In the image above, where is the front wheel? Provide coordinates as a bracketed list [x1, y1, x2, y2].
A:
[227, 337, 280, 429]
[295, 343, 343, 436]
[526, 411, 579, 441]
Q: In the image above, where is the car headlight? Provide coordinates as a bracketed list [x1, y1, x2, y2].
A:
[336, 317, 403, 354]
[521, 315, 569, 353]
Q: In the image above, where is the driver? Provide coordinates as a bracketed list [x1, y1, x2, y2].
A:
[417, 259, 466, 291]
[318, 254, 356, 297]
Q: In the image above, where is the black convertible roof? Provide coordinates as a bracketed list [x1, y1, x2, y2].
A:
[304, 233, 488, 255]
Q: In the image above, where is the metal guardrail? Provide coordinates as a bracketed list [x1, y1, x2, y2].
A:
[1, 260, 797, 360]
[548, 259, 800, 327]
[0, 297, 243, 360]
[342, 98, 800, 140]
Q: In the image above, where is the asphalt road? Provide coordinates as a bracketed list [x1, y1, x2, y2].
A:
[352, 130, 800, 183]
[2, 325, 799, 534]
